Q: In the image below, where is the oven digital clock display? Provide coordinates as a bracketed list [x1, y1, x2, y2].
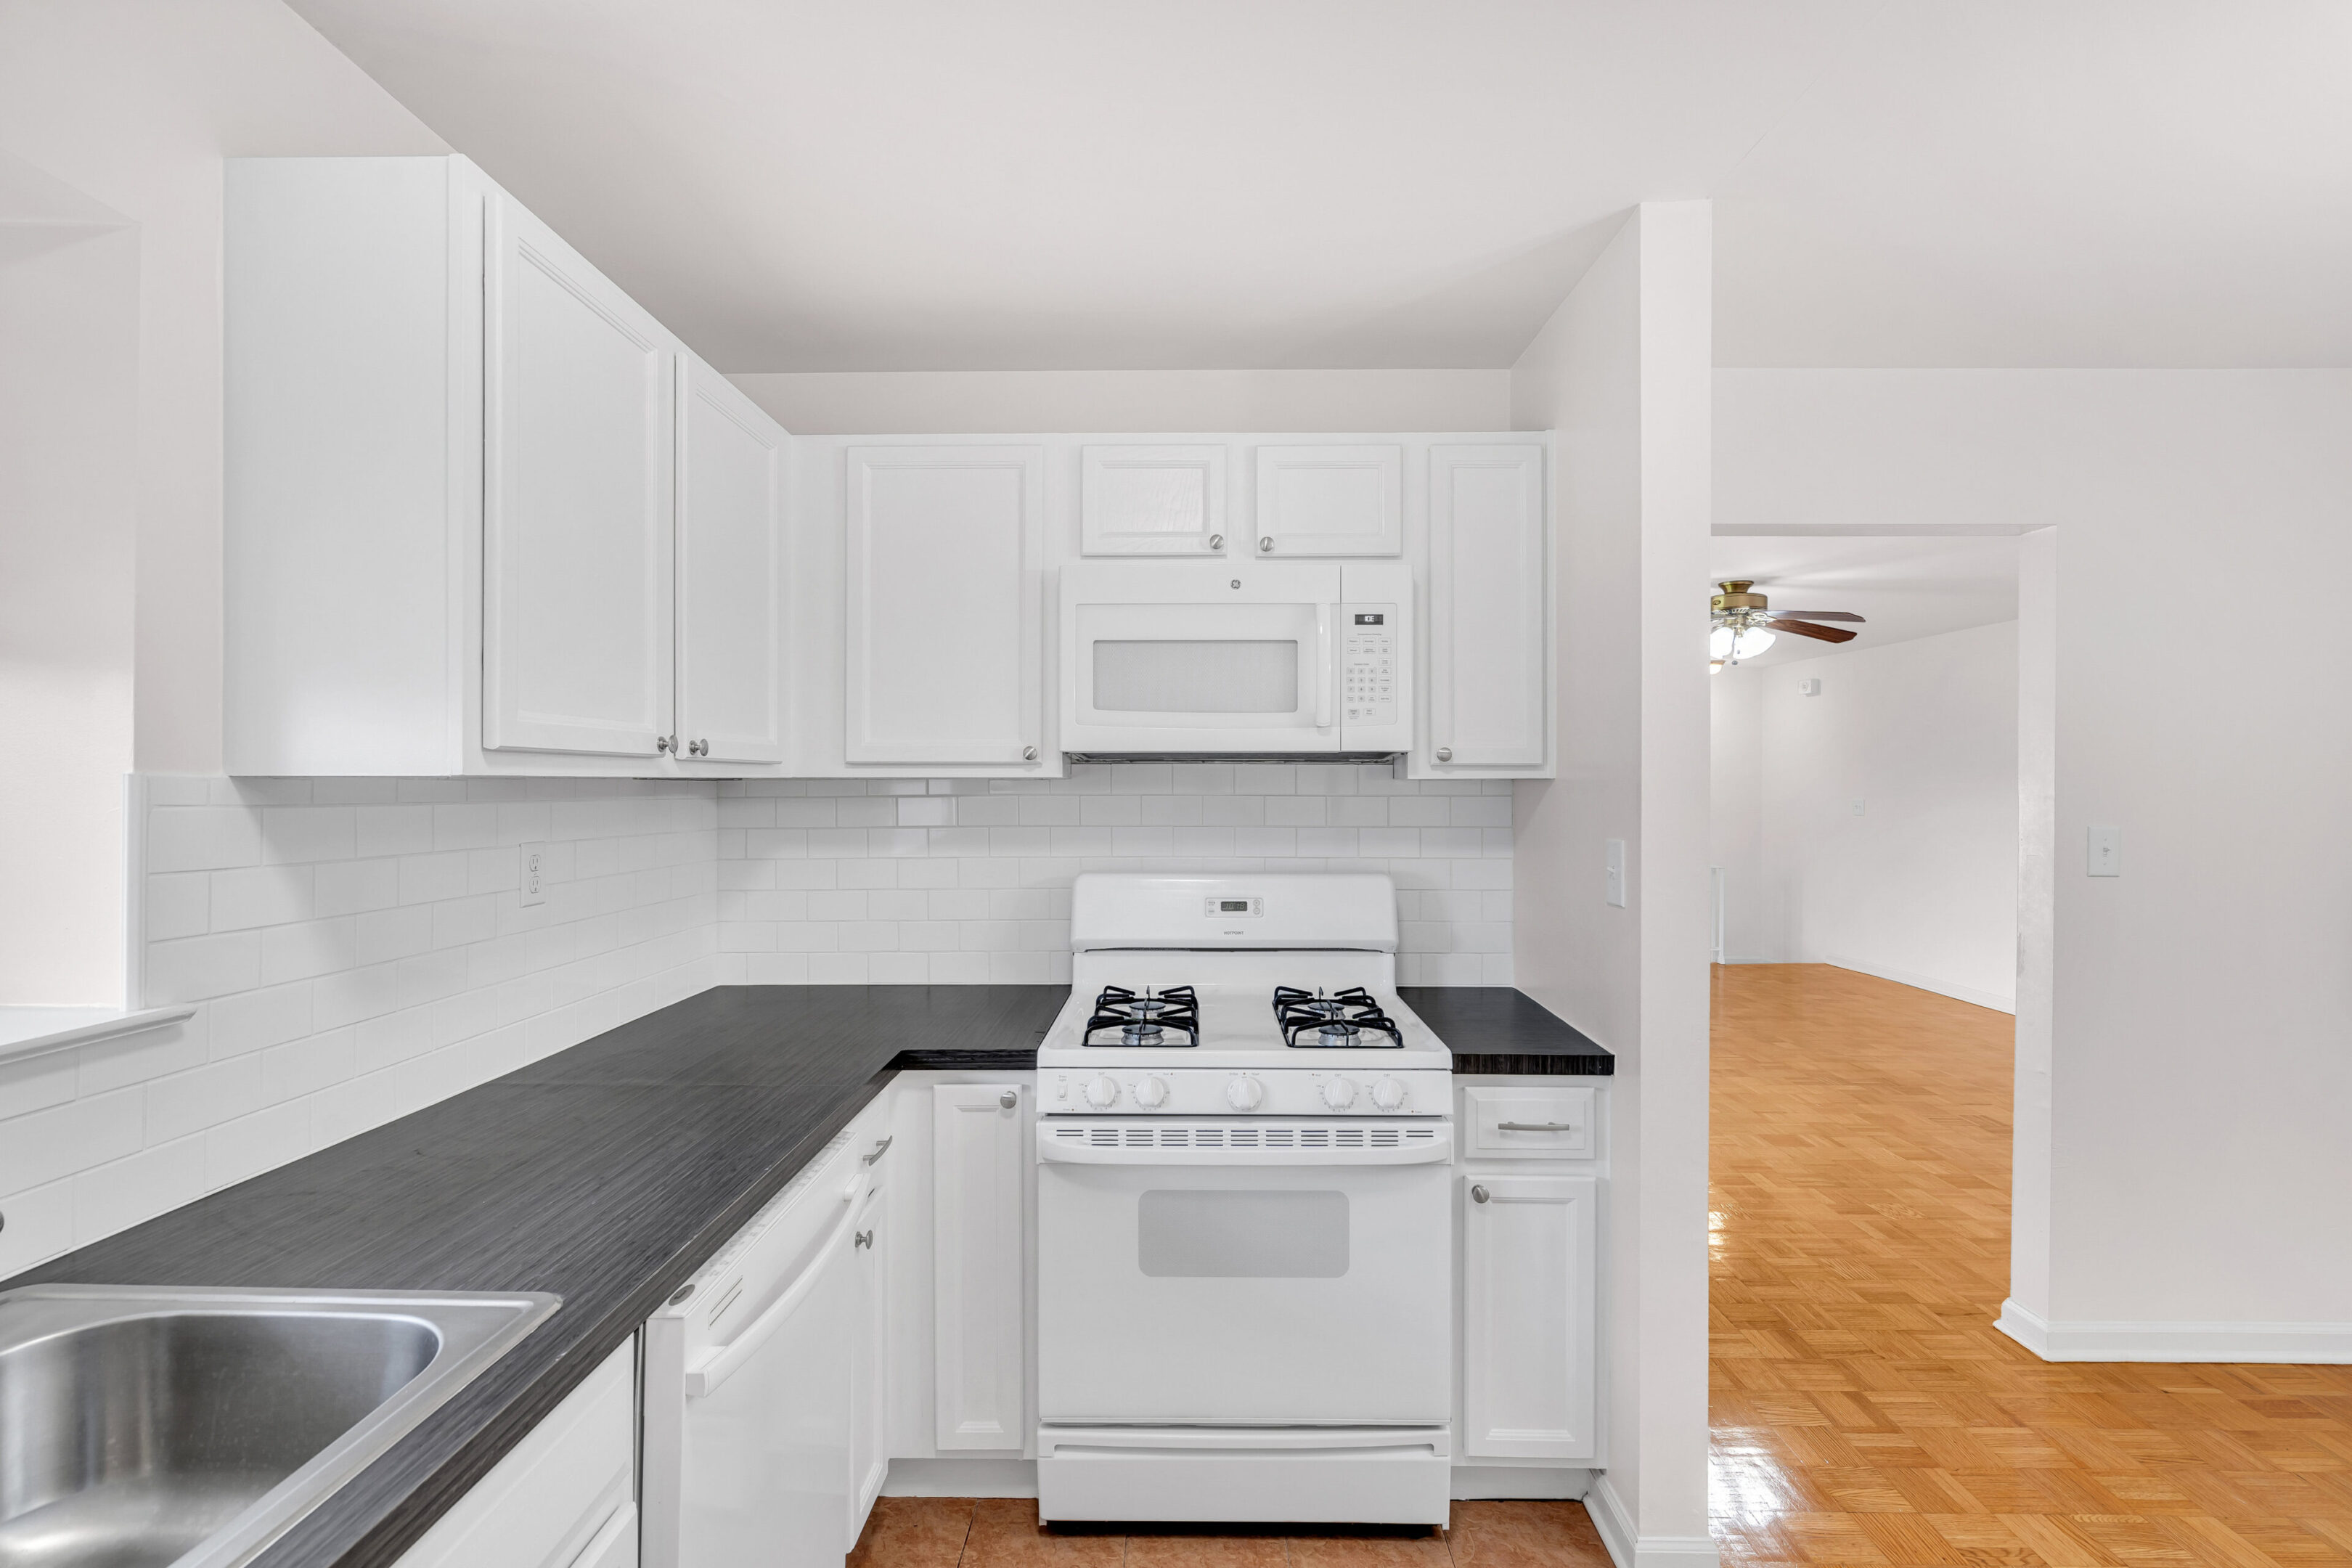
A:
[1203, 897, 1262, 916]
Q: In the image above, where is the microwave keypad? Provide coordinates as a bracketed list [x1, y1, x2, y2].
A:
[1342, 611, 1396, 725]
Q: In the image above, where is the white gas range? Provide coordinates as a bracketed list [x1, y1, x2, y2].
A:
[1033, 872, 1455, 1527]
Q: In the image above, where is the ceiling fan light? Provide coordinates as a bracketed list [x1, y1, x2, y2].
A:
[1736, 626, 1776, 659]
[1708, 624, 1734, 660]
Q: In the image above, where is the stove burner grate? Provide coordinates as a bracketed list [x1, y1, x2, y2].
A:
[1082, 985, 1200, 1048]
[1273, 985, 1405, 1048]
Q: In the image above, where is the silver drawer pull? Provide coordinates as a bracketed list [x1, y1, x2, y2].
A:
[1497, 1121, 1576, 1133]
[1471, 1185, 1490, 1204]
[862, 1135, 893, 1165]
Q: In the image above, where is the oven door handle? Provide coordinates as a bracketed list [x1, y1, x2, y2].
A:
[1037, 1123, 1453, 1166]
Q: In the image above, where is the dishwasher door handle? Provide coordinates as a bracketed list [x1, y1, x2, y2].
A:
[683, 1179, 861, 1399]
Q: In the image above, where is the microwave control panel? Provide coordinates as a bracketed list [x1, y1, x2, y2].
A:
[1342, 607, 1398, 727]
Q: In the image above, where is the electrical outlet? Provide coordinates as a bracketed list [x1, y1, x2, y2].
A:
[1604, 838, 1626, 908]
[519, 841, 547, 906]
[2087, 825, 2121, 877]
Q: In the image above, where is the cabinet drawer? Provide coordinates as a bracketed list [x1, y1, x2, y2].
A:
[392, 1337, 635, 1568]
[1464, 1087, 1593, 1159]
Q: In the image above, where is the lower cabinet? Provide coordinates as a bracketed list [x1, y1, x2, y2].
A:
[931, 1082, 1029, 1450]
[392, 1337, 637, 1568]
[1460, 1172, 1598, 1462]
[848, 1135, 891, 1538]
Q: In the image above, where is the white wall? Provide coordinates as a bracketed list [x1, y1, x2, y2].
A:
[730, 369, 1512, 435]
[0, 776, 720, 1278]
[1718, 369, 2352, 1355]
[1707, 671, 1765, 963]
[1511, 205, 1715, 1565]
[716, 764, 1513, 987]
[0, 157, 137, 1004]
[1715, 621, 2019, 1010]
[0, 0, 448, 777]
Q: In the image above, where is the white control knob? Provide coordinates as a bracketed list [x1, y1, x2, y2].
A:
[1372, 1077, 1407, 1111]
[1085, 1074, 1120, 1109]
[1225, 1076, 1264, 1111]
[1321, 1077, 1357, 1110]
[1135, 1075, 1169, 1108]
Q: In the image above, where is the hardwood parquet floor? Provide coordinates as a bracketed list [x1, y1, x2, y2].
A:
[1710, 963, 2352, 1567]
[847, 1499, 1612, 1568]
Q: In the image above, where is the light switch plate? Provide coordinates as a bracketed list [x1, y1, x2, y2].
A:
[2087, 826, 2121, 877]
[1604, 838, 1626, 908]
[519, 841, 548, 905]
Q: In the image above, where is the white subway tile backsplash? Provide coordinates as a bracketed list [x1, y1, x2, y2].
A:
[4, 764, 1512, 1276]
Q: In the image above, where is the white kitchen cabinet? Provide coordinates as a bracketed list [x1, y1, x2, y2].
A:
[224, 155, 785, 777]
[1253, 444, 1402, 558]
[1461, 1173, 1596, 1462]
[1419, 442, 1550, 775]
[845, 446, 1046, 768]
[848, 1128, 892, 1537]
[1081, 445, 1229, 556]
[675, 354, 786, 763]
[932, 1082, 1028, 1449]
[482, 192, 677, 757]
[391, 1337, 636, 1568]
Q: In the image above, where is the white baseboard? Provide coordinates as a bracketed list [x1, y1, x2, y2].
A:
[1998, 1298, 2352, 1363]
[881, 1456, 1037, 1497]
[1585, 1477, 1719, 1568]
[1451, 1466, 1592, 1500]
[1823, 955, 2014, 1014]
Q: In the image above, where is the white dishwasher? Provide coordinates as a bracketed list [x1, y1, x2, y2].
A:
[642, 1132, 865, 1568]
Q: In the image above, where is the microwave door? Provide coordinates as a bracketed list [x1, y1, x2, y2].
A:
[1074, 600, 1339, 753]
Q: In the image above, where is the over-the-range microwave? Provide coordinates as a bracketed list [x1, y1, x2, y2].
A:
[1058, 561, 1412, 760]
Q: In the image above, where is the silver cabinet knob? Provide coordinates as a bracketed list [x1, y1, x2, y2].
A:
[1436, 746, 1453, 763]
[1471, 1184, 1490, 1204]
[854, 1230, 873, 1249]
[1207, 534, 1223, 550]
[656, 735, 675, 754]
[690, 738, 709, 756]
[1022, 745, 1039, 761]
[999, 1090, 1018, 1110]
[1259, 536, 1273, 552]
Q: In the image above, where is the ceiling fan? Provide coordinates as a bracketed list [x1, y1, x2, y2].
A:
[1709, 580, 1865, 671]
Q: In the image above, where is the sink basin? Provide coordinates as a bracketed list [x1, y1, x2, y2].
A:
[0, 1285, 559, 1568]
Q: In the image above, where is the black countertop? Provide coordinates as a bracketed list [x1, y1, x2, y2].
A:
[4, 986, 1061, 1568]
[1, 981, 1606, 1568]
[1400, 986, 1614, 1075]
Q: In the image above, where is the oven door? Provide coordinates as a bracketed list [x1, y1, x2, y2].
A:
[1061, 563, 1340, 754]
[1035, 1119, 1452, 1426]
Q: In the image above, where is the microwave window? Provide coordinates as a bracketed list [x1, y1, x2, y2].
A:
[1093, 640, 1298, 714]
[1137, 1190, 1349, 1278]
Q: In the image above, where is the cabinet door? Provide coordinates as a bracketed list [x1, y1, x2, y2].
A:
[484, 194, 674, 756]
[849, 1170, 889, 1538]
[846, 447, 1044, 767]
[1081, 444, 1228, 556]
[933, 1083, 1026, 1449]
[1461, 1173, 1596, 1461]
[1425, 444, 1548, 772]
[1253, 444, 1402, 557]
[675, 355, 784, 764]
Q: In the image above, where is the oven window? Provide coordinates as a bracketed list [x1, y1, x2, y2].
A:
[1093, 640, 1298, 714]
[1136, 1190, 1348, 1278]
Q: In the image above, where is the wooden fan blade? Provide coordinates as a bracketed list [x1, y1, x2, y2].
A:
[1767, 617, 1856, 644]
[1774, 611, 1865, 622]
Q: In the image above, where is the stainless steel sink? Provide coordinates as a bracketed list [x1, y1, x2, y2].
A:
[0, 1285, 560, 1568]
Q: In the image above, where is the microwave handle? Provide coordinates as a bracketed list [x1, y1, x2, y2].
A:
[1315, 603, 1333, 730]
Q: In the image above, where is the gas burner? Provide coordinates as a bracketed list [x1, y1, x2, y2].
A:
[1273, 986, 1404, 1048]
[1082, 985, 1200, 1048]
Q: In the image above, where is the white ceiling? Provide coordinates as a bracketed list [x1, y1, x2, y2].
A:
[1706, 535, 2020, 670]
[284, 1, 2352, 372]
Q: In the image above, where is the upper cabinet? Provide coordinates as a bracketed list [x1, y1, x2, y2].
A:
[1080, 445, 1227, 557]
[675, 356, 786, 764]
[1253, 444, 1402, 558]
[481, 196, 676, 758]
[844, 446, 1046, 769]
[1418, 443, 1550, 776]
[223, 156, 788, 777]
